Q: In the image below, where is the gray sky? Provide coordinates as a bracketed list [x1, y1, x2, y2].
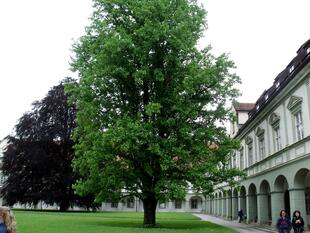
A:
[0, 0, 309, 140]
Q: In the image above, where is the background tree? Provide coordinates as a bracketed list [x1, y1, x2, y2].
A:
[68, 0, 242, 226]
[2, 79, 97, 211]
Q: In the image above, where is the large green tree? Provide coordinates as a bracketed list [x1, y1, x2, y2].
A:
[68, 0, 241, 226]
[2, 79, 97, 211]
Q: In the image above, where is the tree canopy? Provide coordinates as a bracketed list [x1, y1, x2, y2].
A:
[2, 79, 97, 211]
[68, 0, 242, 226]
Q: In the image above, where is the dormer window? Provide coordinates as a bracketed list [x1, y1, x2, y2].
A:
[276, 82, 280, 88]
[307, 47, 310, 54]
[289, 65, 295, 73]
[256, 105, 260, 110]
[265, 95, 269, 100]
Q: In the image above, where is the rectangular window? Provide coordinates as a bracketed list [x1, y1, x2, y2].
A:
[248, 144, 253, 166]
[111, 202, 118, 208]
[274, 126, 281, 151]
[175, 200, 182, 209]
[295, 111, 304, 140]
[258, 136, 265, 160]
[232, 154, 237, 168]
[240, 149, 244, 170]
[127, 198, 134, 208]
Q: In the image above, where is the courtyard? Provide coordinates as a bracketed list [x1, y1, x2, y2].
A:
[13, 211, 237, 233]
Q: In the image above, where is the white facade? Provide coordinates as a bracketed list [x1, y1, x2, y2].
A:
[101, 193, 205, 213]
[207, 39, 310, 229]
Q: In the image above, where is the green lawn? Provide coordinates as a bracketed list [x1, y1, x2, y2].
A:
[14, 210, 237, 233]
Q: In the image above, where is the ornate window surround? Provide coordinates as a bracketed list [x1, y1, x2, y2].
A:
[287, 95, 304, 141]
[269, 112, 281, 152]
[255, 127, 265, 160]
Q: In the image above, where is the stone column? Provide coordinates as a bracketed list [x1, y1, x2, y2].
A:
[232, 195, 238, 220]
[218, 198, 222, 216]
[257, 193, 269, 224]
[205, 199, 209, 214]
[246, 194, 257, 223]
[289, 188, 308, 227]
[238, 195, 246, 216]
[226, 195, 232, 219]
[184, 200, 189, 212]
[271, 191, 284, 226]
[215, 198, 218, 215]
[221, 197, 227, 217]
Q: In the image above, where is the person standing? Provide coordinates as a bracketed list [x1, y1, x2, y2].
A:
[292, 210, 304, 233]
[0, 207, 17, 233]
[238, 209, 244, 223]
[276, 210, 292, 233]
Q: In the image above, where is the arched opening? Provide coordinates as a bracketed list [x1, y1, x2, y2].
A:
[284, 190, 290, 217]
[259, 180, 272, 224]
[239, 186, 247, 219]
[226, 190, 232, 219]
[215, 193, 218, 215]
[189, 196, 203, 213]
[208, 195, 213, 214]
[209, 195, 214, 215]
[248, 183, 258, 223]
[293, 168, 310, 229]
[222, 191, 227, 217]
[232, 188, 239, 220]
[272, 175, 290, 225]
[219, 192, 223, 216]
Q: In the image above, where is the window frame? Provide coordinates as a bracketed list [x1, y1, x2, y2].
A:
[274, 125, 281, 151]
[111, 202, 118, 208]
[239, 147, 244, 170]
[126, 197, 134, 208]
[174, 200, 182, 209]
[294, 110, 304, 141]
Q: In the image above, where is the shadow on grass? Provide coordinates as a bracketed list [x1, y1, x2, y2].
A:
[95, 218, 225, 230]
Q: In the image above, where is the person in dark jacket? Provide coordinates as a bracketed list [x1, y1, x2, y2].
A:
[238, 209, 244, 223]
[292, 210, 304, 233]
[276, 210, 292, 233]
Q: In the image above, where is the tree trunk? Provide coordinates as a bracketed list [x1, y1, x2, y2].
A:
[143, 196, 158, 227]
[59, 199, 70, 211]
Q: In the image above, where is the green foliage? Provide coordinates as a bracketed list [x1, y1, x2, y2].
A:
[14, 211, 237, 233]
[67, 0, 243, 225]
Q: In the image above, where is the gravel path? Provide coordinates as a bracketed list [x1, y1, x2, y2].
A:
[193, 214, 276, 233]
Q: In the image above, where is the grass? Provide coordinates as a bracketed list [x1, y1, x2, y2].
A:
[14, 210, 237, 233]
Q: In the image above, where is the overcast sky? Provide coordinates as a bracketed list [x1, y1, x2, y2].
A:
[0, 0, 309, 140]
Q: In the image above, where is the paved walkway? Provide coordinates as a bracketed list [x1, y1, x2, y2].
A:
[193, 214, 276, 233]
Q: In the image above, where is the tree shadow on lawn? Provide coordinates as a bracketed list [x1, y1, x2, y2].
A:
[96, 218, 226, 230]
